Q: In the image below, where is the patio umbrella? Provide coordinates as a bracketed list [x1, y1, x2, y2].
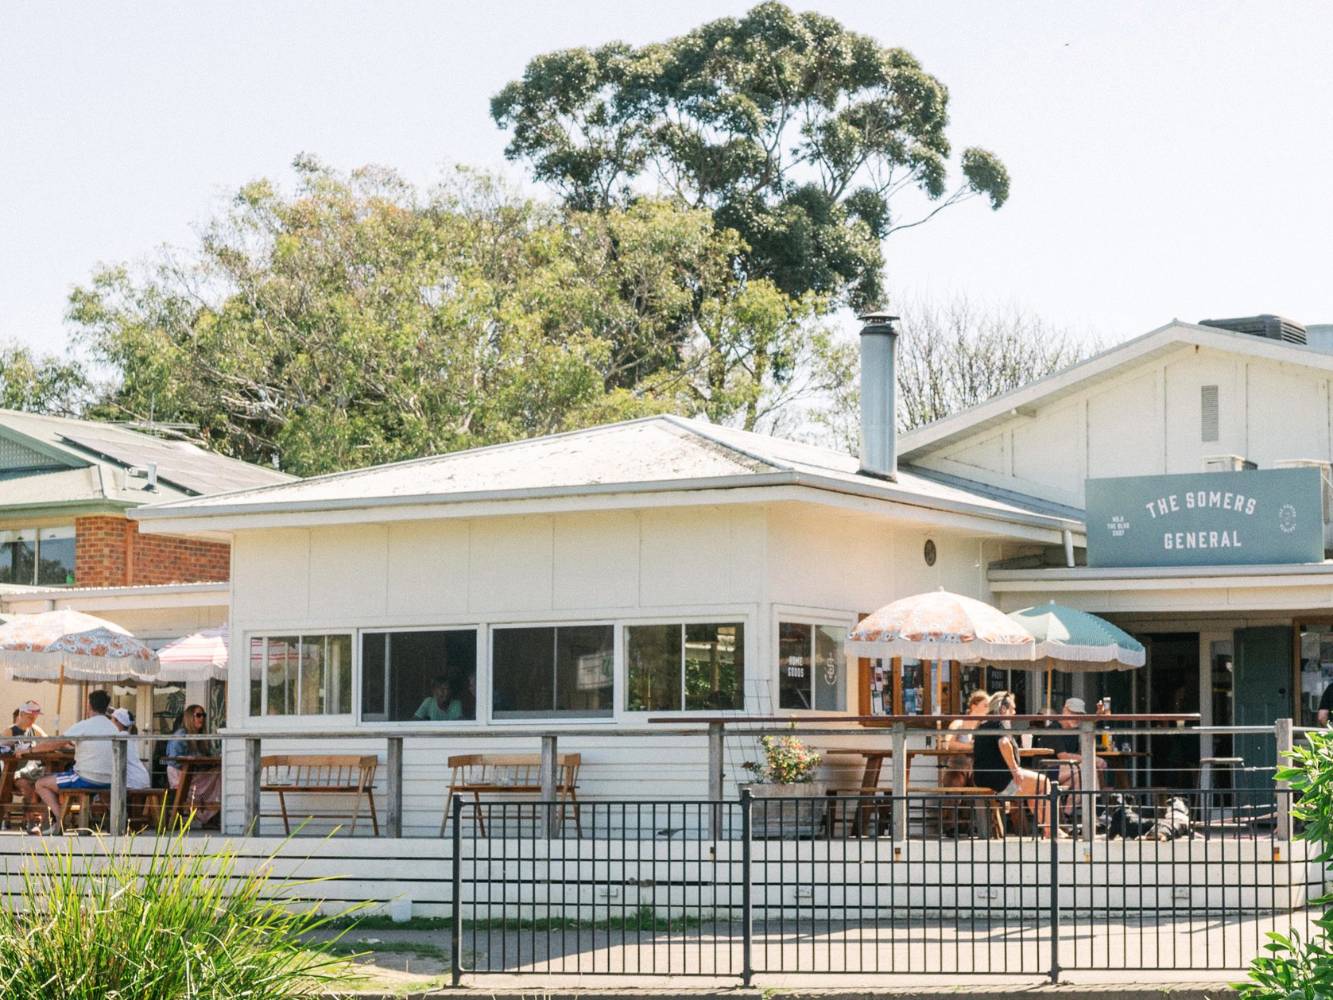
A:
[1000, 602, 1145, 709]
[845, 588, 1038, 662]
[0, 609, 159, 715]
[156, 625, 229, 683]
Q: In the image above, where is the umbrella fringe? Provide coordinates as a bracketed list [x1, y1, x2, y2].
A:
[3, 650, 158, 683]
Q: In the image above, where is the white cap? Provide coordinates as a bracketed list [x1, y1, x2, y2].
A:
[1063, 697, 1086, 714]
[111, 707, 134, 727]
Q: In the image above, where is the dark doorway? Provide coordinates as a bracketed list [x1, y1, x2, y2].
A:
[1145, 633, 1200, 788]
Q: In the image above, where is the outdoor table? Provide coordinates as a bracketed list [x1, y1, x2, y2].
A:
[166, 755, 222, 824]
[821, 745, 1054, 791]
[1095, 749, 1149, 789]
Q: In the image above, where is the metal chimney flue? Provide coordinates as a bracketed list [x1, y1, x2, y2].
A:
[858, 312, 899, 481]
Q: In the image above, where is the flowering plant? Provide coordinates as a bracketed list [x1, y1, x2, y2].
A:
[741, 735, 822, 784]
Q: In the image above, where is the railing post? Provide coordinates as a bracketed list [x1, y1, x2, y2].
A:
[891, 723, 908, 842]
[450, 793, 463, 988]
[1079, 722, 1096, 848]
[243, 736, 261, 836]
[540, 734, 558, 838]
[386, 736, 403, 839]
[708, 721, 725, 840]
[110, 737, 128, 836]
[1275, 718, 1294, 842]
[1048, 780, 1061, 985]
[740, 787, 753, 987]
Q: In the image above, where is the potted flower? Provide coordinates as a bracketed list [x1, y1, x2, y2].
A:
[739, 735, 829, 838]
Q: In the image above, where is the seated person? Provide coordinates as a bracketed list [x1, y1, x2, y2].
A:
[34, 690, 119, 834]
[111, 708, 151, 790]
[166, 704, 220, 826]
[939, 689, 990, 788]
[8, 700, 46, 809]
[972, 691, 1063, 839]
[1035, 697, 1110, 815]
[415, 675, 463, 721]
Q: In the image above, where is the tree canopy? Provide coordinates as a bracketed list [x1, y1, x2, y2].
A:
[0, 344, 87, 417]
[492, 1, 1009, 309]
[69, 161, 839, 475]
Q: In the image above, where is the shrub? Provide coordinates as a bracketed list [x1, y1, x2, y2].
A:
[0, 830, 350, 998]
[1239, 727, 1333, 998]
[741, 734, 822, 784]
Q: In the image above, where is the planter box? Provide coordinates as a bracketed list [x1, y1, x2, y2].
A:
[739, 781, 830, 839]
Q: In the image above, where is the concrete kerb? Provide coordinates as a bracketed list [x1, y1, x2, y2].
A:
[324, 987, 1239, 1000]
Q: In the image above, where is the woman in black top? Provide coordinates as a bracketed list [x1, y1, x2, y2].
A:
[970, 691, 1060, 838]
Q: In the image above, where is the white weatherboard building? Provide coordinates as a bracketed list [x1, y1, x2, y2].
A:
[132, 313, 1333, 835]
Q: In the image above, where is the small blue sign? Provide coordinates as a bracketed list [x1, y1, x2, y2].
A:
[1085, 468, 1325, 567]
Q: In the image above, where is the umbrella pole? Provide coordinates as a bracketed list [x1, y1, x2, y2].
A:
[1045, 665, 1053, 711]
[56, 662, 65, 720]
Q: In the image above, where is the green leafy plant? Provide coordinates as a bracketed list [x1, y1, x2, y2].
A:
[742, 734, 822, 785]
[0, 830, 353, 998]
[1239, 727, 1333, 998]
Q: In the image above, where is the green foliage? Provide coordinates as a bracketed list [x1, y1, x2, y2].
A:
[1238, 728, 1333, 998]
[742, 734, 822, 784]
[0, 830, 349, 998]
[70, 161, 831, 475]
[0, 342, 87, 416]
[493, 1, 1009, 309]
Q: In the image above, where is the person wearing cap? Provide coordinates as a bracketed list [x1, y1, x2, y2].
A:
[1034, 697, 1109, 816]
[34, 689, 119, 834]
[110, 708, 151, 790]
[8, 700, 47, 818]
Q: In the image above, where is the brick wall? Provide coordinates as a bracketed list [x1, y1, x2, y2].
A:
[74, 515, 229, 587]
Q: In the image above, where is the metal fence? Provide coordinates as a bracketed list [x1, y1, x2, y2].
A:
[450, 787, 1321, 984]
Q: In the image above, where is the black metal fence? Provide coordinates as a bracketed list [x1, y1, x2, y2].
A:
[450, 787, 1321, 984]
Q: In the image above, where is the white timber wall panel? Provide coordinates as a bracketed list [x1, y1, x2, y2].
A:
[468, 515, 554, 614]
[1087, 370, 1163, 480]
[639, 507, 765, 607]
[1163, 353, 1243, 472]
[385, 520, 469, 615]
[938, 432, 1005, 474]
[1011, 401, 1085, 503]
[232, 529, 311, 623]
[552, 510, 639, 609]
[309, 525, 388, 621]
[1245, 362, 1330, 466]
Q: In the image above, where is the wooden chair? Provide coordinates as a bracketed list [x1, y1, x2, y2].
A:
[260, 754, 379, 836]
[441, 753, 582, 837]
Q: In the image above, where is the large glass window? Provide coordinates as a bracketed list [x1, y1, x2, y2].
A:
[778, 622, 848, 711]
[1300, 625, 1333, 726]
[361, 629, 477, 722]
[0, 526, 74, 586]
[626, 622, 744, 712]
[492, 625, 613, 719]
[248, 633, 352, 717]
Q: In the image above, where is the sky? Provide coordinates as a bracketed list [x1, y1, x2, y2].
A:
[3, 1, 1333, 356]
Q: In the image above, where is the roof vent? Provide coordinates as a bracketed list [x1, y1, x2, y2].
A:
[858, 313, 899, 481]
[1198, 314, 1307, 345]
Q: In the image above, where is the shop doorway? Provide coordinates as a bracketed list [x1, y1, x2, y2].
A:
[1144, 633, 1200, 788]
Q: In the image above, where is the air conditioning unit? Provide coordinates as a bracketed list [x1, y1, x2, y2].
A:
[1202, 454, 1257, 473]
[1273, 459, 1333, 555]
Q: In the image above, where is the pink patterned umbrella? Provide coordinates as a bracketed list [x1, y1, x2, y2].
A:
[156, 625, 228, 682]
[845, 589, 1037, 663]
[0, 609, 159, 683]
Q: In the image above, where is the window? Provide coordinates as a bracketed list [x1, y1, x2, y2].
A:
[778, 622, 848, 711]
[361, 629, 477, 722]
[626, 622, 744, 712]
[248, 633, 352, 717]
[492, 625, 613, 719]
[0, 526, 75, 586]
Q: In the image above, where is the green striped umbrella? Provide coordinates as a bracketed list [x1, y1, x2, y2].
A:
[1002, 602, 1145, 709]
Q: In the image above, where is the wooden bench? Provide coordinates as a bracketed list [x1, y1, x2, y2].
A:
[908, 785, 1004, 839]
[56, 788, 166, 832]
[260, 755, 379, 836]
[441, 753, 581, 837]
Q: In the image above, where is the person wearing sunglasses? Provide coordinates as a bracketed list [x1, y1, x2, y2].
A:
[164, 704, 220, 825]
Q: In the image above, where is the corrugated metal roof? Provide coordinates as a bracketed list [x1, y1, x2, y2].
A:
[0, 409, 293, 509]
[134, 415, 1078, 529]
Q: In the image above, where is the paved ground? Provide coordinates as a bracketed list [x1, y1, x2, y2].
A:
[313, 914, 1295, 996]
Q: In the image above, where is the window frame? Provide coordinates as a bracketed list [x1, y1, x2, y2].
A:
[245, 629, 356, 724]
[772, 607, 858, 716]
[357, 624, 483, 727]
[0, 524, 75, 587]
[620, 615, 752, 717]
[488, 619, 618, 724]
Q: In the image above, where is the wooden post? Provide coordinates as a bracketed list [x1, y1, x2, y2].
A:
[708, 722, 725, 840]
[110, 738, 128, 836]
[891, 723, 908, 842]
[243, 736, 262, 836]
[386, 736, 404, 839]
[540, 734, 558, 838]
[1275, 718, 1294, 842]
[1079, 722, 1096, 848]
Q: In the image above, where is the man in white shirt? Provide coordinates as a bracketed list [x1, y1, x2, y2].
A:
[34, 690, 119, 833]
[111, 707, 151, 790]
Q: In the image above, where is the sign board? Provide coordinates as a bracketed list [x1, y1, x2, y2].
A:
[1085, 468, 1325, 567]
